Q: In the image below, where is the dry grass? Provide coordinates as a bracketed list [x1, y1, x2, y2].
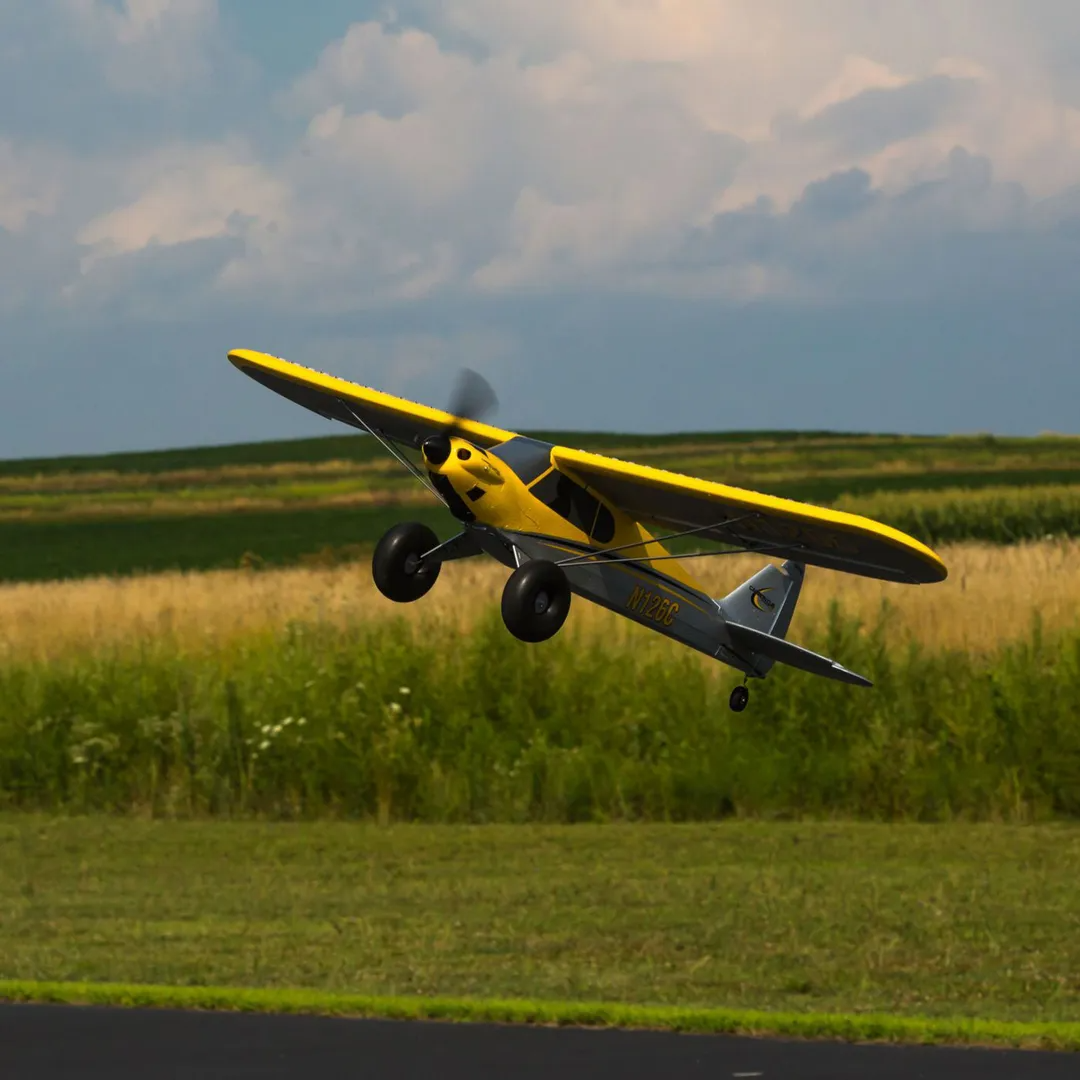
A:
[1, 540, 1075, 662]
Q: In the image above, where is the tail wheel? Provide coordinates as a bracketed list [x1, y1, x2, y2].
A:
[372, 522, 441, 603]
[501, 560, 572, 642]
[729, 685, 750, 712]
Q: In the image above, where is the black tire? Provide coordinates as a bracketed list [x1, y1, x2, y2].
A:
[501, 560, 572, 643]
[372, 522, 441, 603]
[729, 685, 750, 712]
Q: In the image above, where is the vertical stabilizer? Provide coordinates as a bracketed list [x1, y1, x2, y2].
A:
[718, 560, 805, 640]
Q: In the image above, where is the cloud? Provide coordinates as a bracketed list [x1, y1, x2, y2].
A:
[775, 74, 975, 160]
[62, 0, 221, 95]
[76, 140, 287, 267]
[667, 147, 1068, 306]
[39, 0, 1078, 320]
[5, 1, 1080, 455]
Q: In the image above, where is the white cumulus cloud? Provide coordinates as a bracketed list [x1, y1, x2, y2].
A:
[9, 0, 1080, 316]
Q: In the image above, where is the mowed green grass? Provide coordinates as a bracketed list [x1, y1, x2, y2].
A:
[2, 818, 1078, 1025]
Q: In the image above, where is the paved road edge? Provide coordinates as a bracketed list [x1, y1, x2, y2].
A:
[0, 980, 1076, 1053]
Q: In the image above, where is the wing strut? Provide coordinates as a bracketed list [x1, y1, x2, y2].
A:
[340, 403, 448, 509]
[554, 512, 794, 569]
[556, 541, 795, 570]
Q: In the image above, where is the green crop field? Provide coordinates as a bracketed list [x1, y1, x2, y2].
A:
[0, 504, 450, 583]
[0, 429, 861, 478]
[1, 428, 1080, 582]
[836, 484, 1080, 545]
[2, 817, 1078, 1027]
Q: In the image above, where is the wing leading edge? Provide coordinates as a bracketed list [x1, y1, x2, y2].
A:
[551, 445, 947, 584]
[228, 349, 518, 449]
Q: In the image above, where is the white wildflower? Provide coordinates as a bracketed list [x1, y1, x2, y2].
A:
[283, 717, 294, 727]
[261, 724, 272, 734]
[388, 701, 403, 715]
[297, 718, 307, 727]
[398, 686, 411, 696]
[259, 739, 270, 750]
[272, 725, 282, 735]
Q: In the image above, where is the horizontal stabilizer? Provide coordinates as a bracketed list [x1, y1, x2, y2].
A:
[726, 622, 872, 687]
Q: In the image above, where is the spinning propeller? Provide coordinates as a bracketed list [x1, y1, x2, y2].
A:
[421, 368, 499, 465]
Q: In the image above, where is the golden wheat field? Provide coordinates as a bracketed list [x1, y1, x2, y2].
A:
[0, 540, 1074, 662]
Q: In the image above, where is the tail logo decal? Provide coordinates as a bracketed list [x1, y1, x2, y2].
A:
[749, 585, 776, 612]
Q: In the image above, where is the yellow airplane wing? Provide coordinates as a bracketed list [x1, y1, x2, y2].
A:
[228, 349, 518, 449]
[551, 445, 947, 584]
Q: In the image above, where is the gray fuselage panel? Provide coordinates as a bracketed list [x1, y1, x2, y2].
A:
[501, 530, 754, 666]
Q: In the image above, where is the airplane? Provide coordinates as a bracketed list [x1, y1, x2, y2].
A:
[228, 349, 947, 711]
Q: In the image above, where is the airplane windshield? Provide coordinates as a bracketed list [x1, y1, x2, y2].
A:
[488, 437, 553, 485]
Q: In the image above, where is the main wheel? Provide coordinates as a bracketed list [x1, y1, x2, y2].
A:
[729, 685, 750, 712]
[501, 560, 572, 642]
[372, 522, 441, 603]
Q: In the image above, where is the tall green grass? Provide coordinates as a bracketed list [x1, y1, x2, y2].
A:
[2, 608, 1077, 822]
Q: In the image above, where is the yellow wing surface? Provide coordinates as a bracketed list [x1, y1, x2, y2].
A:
[229, 348, 945, 585]
[228, 349, 518, 449]
[551, 446, 947, 584]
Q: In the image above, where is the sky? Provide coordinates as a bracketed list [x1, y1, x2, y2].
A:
[2, 1, 1080, 459]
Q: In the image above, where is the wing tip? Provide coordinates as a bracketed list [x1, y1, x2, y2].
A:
[227, 347, 265, 369]
[912, 551, 949, 584]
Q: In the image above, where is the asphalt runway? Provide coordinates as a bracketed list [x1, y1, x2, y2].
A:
[2, 1004, 1076, 1079]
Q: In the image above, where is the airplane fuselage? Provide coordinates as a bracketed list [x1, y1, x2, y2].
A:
[421, 433, 764, 675]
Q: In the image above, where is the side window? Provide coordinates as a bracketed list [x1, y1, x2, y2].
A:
[591, 504, 615, 543]
[530, 469, 599, 535]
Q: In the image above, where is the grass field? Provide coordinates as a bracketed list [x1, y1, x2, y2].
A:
[3, 428, 1080, 581]
[2, 817, 1078, 1026]
[5, 430, 1079, 1044]
[2, 550, 1079, 822]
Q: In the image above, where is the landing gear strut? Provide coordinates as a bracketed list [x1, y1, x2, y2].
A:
[729, 684, 750, 712]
